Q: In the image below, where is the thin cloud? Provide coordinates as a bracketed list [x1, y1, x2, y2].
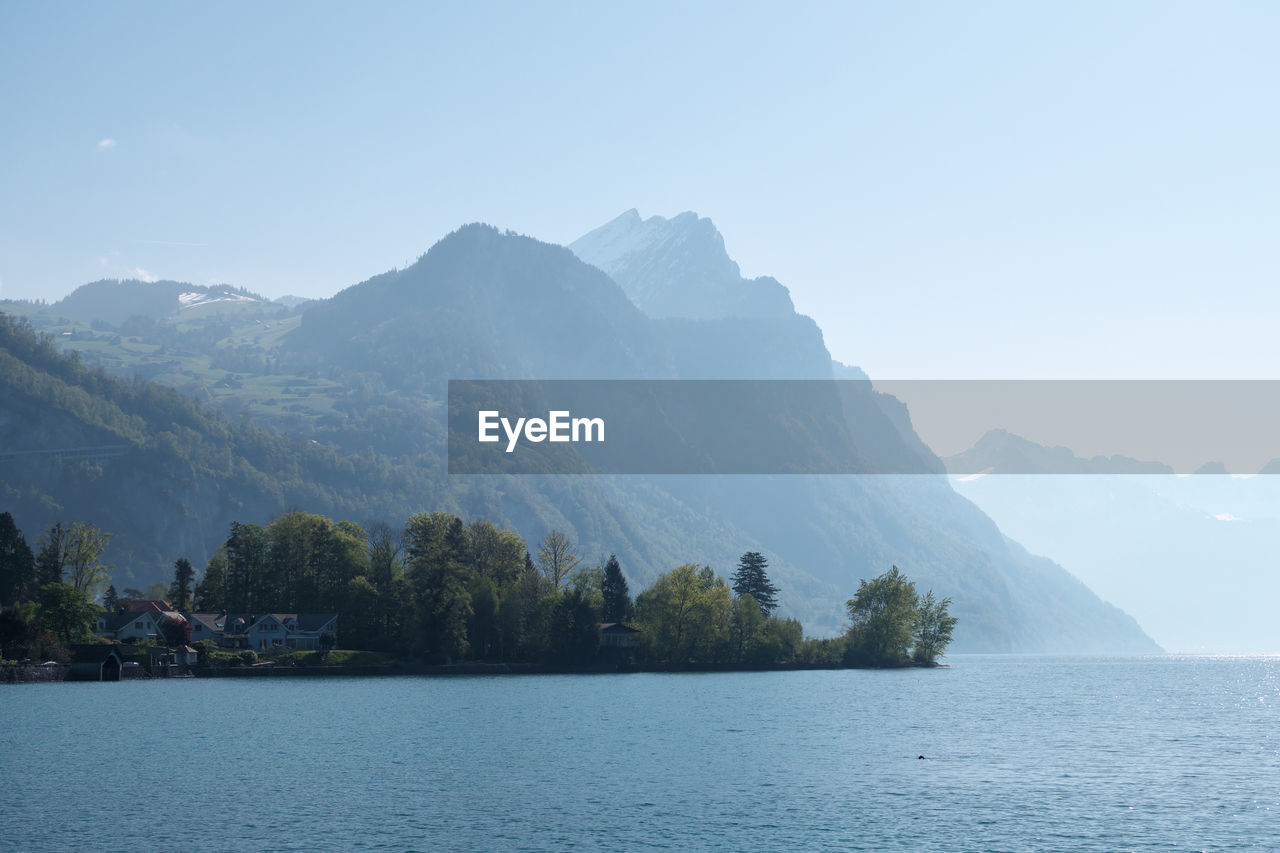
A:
[132, 267, 158, 283]
[1214, 512, 1241, 522]
[97, 138, 117, 150]
[135, 239, 207, 247]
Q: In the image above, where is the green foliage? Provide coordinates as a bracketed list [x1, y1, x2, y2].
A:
[601, 554, 631, 623]
[636, 563, 731, 664]
[844, 565, 918, 666]
[195, 549, 227, 610]
[191, 638, 218, 663]
[913, 591, 957, 666]
[548, 587, 601, 665]
[169, 557, 195, 611]
[63, 522, 111, 597]
[37, 582, 99, 645]
[405, 513, 473, 661]
[728, 594, 765, 662]
[799, 635, 848, 667]
[0, 604, 39, 660]
[0, 512, 36, 607]
[844, 566, 956, 666]
[731, 551, 779, 617]
[34, 522, 67, 587]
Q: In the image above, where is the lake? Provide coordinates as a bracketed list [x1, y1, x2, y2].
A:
[2, 656, 1278, 851]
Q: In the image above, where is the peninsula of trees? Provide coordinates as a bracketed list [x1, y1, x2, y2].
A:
[0, 508, 954, 671]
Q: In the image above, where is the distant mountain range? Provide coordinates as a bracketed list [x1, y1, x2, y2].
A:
[946, 427, 1280, 476]
[945, 428, 1280, 652]
[40, 280, 270, 327]
[0, 212, 1159, 652]
[945, 428, 1176, 475]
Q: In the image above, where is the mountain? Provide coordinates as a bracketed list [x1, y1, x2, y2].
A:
[0, 218, 1160, 651]
[286, 224, 669, 387]
[48, 280, 269, 327]
[947, 429, 1280, 652]
[571, 210, 833, 381]
[286, 217, 1154, 650]
[571, 209, 795, 321]
[945, 428, 1175, 475]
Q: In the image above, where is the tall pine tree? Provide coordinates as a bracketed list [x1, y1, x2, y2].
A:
[0, 512, 35, 607]
[731, 551, 779, 617]
[601, 554, 631, 623]
[169, 557, 196, 611]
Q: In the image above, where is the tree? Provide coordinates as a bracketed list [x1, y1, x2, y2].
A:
[37, 582, 99, 645]
[468, 521, 526, 587]
[636, 564, 732, 663]
[548, 586, 600, 665]
[34, 522, 68, 587]
[913, 591, 957, 665]
[601, 554, 631, 623]
[537, 530, 581, 591]
[63, 522, 112, 597]
[728, 593, 765, 663]
[0, 512, 35, 607]
[467, 574, 500, 660]
[169, 558, 196, 611]
[731, 551, 779, 617]
[0, 604, 38, 660]
[102, 584, 119, 610]
[195, 550, 228, 611]
[844, 566, 919, 667]
[223, 522, 267, 612]
[404, 512, 473, 661]
[159, 613, 192, 646]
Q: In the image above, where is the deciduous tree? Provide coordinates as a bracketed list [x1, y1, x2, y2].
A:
[537, 530, 581, 591]
[913, 590, 957, 665]
[844, 565, 919, 666]
[64, 522, 112, 598]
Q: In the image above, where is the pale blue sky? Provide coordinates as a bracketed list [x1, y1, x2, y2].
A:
[2, 1, 1277, 379]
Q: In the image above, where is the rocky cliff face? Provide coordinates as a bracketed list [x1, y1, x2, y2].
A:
[571, 209, 796, 321]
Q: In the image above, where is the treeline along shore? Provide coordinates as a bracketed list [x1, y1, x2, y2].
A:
[0, 508, 955, 677]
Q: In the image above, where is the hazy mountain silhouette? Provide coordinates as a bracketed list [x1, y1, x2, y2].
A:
[0, 218, 1161, 651]
[49, 280, 267, 327]
[945, 428, 1176, 475]
[947, 429, 1280, 652]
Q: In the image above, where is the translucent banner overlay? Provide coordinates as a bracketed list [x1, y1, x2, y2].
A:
[447, 379, 1280, 475]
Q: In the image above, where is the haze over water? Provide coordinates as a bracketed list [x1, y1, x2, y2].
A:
[4, 657, 1278, 851]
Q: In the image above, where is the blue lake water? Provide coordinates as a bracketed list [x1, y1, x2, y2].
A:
[2, 656, 1279, 851]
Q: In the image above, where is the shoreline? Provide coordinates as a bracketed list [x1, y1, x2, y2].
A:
[1, 659, 945, 683]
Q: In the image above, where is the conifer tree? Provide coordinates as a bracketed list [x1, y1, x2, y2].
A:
[0, 512, 35, 606]
[731, 551, 779, 617]
[169, 557, 196, 611]
[601, 554, 631, 623]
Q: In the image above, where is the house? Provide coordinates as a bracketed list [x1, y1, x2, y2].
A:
[599, 622, 641, 649]
[96, 607, 189, 643]
[246, 613, 338, 651]
[148, 645, 200, 674]
[117, 599, 174, 615]
[187, 612, 338, 651]
[97, 609, 164, 643]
